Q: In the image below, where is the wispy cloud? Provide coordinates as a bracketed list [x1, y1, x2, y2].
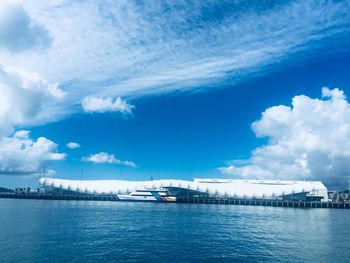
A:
[0, 0, 349, 126]
[0, 1, 51, 52]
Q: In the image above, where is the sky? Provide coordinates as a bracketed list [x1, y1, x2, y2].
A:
[1, 0, 350, 189]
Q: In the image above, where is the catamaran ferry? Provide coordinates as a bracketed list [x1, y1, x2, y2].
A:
[117, 189, 176, 202]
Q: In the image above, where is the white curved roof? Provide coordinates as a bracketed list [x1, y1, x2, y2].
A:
[39, 178, 327, 199]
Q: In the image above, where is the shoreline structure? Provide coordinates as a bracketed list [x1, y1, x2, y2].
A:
[3, 177, 349, 209]
[39, 177, 329, 201]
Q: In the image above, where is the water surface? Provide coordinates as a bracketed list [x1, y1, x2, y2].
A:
[0, 199, 349, 262]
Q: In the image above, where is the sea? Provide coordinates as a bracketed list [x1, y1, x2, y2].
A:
[0, 199, 349, 263]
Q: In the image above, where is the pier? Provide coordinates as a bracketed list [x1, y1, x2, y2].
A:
[1, 193, 350, 208]
[176, 197, 350, 209]
[0, 193, 119, 201]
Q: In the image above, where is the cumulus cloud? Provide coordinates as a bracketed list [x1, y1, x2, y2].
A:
[83, 152, 136, 168]
[0, 64, 65, 135]
[66, 142, 80, 149]
[0, 130, 66, 175]
[0, 2, 51, 52]
[219, 88, 350, 183]
[82, 96, 134, 115]
[0, 63, 66, 177]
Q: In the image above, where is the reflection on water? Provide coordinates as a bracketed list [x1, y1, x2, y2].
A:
[0, 199, 349, 263]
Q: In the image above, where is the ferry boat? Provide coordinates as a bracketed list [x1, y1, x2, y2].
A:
[117, 189, 176, 202]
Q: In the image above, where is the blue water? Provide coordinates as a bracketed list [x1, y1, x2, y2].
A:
[0, 199, 349, 263]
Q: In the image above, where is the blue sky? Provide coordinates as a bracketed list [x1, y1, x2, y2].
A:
[1, 1, 350, 188]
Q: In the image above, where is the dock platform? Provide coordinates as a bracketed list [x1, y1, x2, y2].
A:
[1, 193, 349, 208]
[176, 197, 350, 209]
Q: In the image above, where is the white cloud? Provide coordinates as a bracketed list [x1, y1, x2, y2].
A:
[0, 63, 66, 176]
[0, 130, 66, 175]
[0, 0, 348, 114]
[219, 88, 350, 183]
[66, 142, 80, 149]
[83, 152, 136, 168]
[0, 1, 348, 164]
[0, 1, 51, 52]
[82, 96, 134, 115]
[0, 64, 65, 135]
[13, 130, 30, 139]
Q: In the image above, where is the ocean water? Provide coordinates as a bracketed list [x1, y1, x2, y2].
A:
[0, 199, 349, 263]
